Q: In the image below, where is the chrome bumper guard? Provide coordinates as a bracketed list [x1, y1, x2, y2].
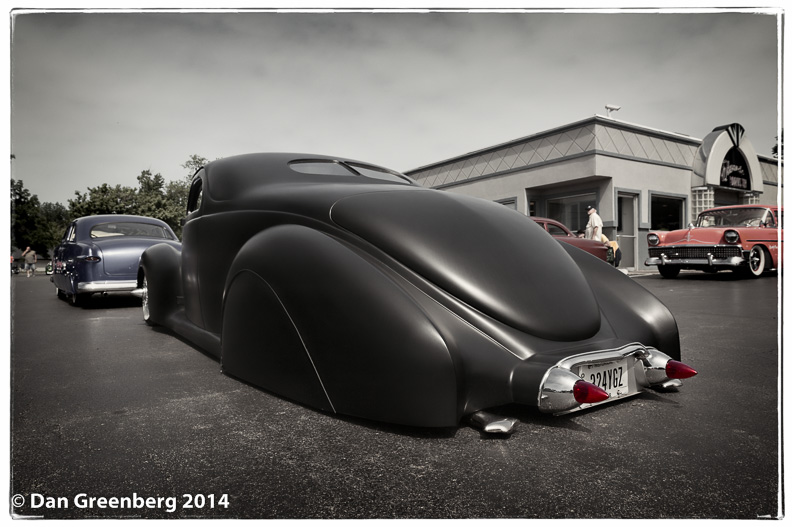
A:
[538, 343, 678, 415]
[645, 254, 745, 267]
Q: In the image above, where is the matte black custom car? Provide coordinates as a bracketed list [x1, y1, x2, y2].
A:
[139, 153, 696, 432]
[52, 214, 180, 305]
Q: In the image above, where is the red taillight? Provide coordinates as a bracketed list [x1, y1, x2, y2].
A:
[84, 256, 101, 262]
[666, 360, 697, 379]
[573, 380, 609, 404]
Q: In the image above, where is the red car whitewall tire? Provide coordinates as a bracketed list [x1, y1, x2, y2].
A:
[745, 246, 766, 278]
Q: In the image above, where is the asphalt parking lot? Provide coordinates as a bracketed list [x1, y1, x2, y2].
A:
[10, 271, 781, 519]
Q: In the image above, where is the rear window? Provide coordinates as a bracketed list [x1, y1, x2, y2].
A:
[289, 160, 413, 185]
[90, 222, 174, 240]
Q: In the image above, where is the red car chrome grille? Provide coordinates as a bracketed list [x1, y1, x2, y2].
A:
[649, 246, 742, 259]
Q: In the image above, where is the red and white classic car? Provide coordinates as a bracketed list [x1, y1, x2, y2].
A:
[645, 204, 782, 278]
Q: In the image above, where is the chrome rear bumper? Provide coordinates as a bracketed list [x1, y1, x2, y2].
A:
[76, 280, 138, 293]
[538, 343, 679, 415]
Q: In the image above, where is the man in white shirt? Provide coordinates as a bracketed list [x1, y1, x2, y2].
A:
[585, 206, 603, 241]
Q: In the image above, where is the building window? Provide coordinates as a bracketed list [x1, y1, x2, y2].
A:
[496, 197, 517, 210]
[546, 194, 596, 233]
[691, 187, 714, 219]
[651, 195, 685, 231]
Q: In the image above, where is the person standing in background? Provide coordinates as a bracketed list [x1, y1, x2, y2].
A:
[600, 234, 622, 267]
[21, 246, 37, 277]
[585, 206, 603, 241]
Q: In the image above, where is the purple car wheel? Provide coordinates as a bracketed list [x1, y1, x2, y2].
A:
[141, 276, 153, 325]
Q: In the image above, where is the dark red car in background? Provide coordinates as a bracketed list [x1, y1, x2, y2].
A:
[531, 217, 610, 262]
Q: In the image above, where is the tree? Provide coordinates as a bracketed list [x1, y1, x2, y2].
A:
[181, 154, 209, 178]
[69, 183, 138, 218]
[11, 156, 215, 256]
[11, 179, 42, 252]
[11, 179, 65, 257]
[136, 170, 186, 237]
[164, 154, 212, 237]
[39, 201, 70, 251]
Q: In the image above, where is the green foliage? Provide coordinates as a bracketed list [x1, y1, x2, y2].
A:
[11, 180, 69, 257]
[11, 179, 48, 255]
[182, 154, 209, 178]
[12, 155, 210, 254]
[39, 201, 70, 252]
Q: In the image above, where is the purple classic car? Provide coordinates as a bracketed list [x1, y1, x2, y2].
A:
[51, 214, 180, 305]
[138, 153, 696, 433]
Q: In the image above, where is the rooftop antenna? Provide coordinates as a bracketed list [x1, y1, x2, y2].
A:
[605, 104, 621, 118]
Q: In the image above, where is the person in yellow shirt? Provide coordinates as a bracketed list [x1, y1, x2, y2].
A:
[600, 234, 621, 267]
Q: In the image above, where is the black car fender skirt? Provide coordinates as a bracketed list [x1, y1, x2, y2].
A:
[139, 243, 183, 326]
[221, 225, 460, 427]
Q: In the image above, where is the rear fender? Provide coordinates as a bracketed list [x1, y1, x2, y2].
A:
[221, 225, 460, 427]
[561, 244, 682, 360]
[139, 243, 183, 326]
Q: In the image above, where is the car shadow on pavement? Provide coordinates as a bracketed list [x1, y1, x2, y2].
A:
[56, 292, 143, 309]
[644, 270, 778, 282]
[490, 391, 681, 433]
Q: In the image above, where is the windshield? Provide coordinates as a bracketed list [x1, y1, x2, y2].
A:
[696, 208, 770, 228]
[90, 222, 174, 239]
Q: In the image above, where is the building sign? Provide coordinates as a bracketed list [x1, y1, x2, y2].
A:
[719, 147, 750, 190]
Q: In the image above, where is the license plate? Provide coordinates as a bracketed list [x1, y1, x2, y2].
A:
[579, 360, 630, 398]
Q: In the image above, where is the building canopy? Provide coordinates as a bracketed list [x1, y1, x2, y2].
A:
[692, 123, 763, 194]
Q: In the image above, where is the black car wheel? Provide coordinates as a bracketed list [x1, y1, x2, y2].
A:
[70, 293, 86, 306]
[658, 266, 680, 279]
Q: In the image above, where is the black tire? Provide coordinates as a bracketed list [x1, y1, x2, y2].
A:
[658, 266, 680, 279]
[70, 293, 87, 306]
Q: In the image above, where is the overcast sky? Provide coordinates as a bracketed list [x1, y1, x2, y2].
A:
[9, 8, 783, 205]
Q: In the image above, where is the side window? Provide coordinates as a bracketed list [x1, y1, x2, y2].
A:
[65, 224, 76, 242]
[765, 210, 776, 227]
[187, 174, 204, 214]
[547, 224, 569, 236]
